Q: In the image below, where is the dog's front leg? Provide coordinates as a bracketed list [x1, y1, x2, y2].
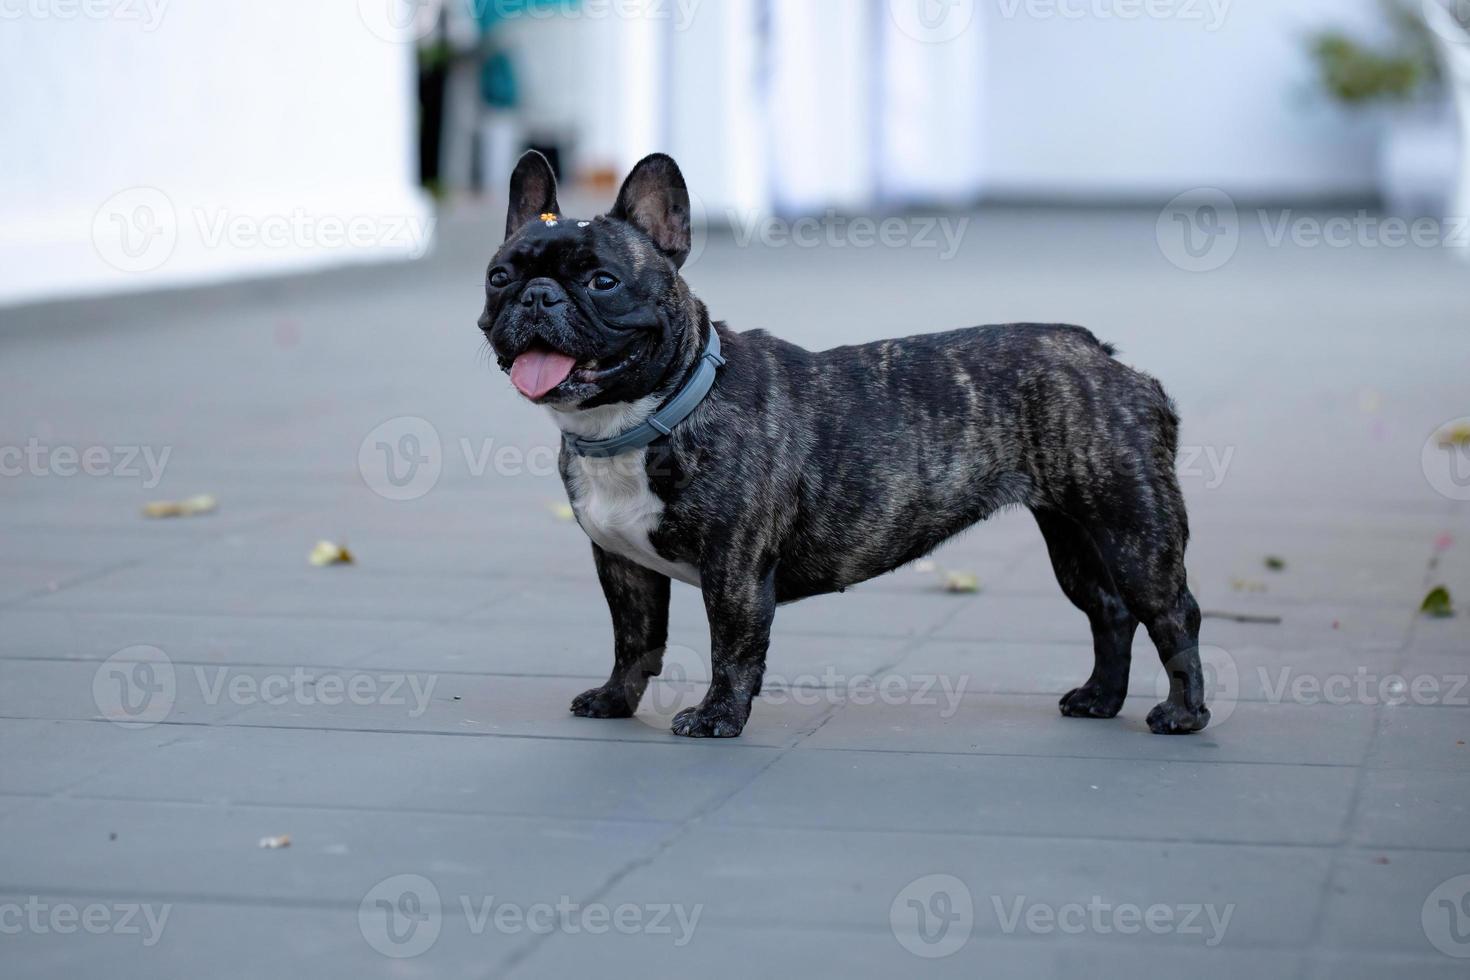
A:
[570, 544, 670, 719]
[671, 564, 775, 738]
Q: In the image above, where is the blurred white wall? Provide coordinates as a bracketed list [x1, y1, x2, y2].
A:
[503, 0, 1387, 213]
[500, 0, 769, 217]
[880, 6, 987, 206]
[667, 0, 768, 218]
[496, 9, 658, 170]
[765, 3, 878, 212]
[980, 0, 1384, 201]
[0, 1, 432, 307]
[0, 0, 1403, 309]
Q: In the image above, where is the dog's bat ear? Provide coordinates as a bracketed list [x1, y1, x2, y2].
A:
[505, 150, 561, 241]
[610, 153, 691, 269]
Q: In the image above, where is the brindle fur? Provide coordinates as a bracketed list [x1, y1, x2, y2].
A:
[480, 152, 1209, 738]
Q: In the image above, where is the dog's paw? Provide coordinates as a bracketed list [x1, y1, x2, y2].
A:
[1058, 684, 1125, 719]
[570, 685, 635, 719]
[1146, 699, 1210, 735]
[670, 703, 747, 738]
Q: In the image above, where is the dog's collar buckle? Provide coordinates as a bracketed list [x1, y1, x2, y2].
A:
[562, 328, 724, 459]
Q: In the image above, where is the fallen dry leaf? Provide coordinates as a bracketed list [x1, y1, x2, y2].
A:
[142, 494, 217, 519]
[1420, 586, 1454, 618]
[257, 834, 291, 849]
[1436, 423, 1470, 448]
[912, 558, 978, 594]
[308, 541, 353, 567]
[943, 571, 980, 594]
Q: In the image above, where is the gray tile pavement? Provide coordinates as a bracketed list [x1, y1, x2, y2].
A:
[1, 207, 1467, 977]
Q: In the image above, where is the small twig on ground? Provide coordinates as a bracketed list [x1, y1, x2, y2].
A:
[1202, 610, 1283, 625]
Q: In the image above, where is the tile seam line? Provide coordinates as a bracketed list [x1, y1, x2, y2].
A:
[497, 590, 1072, 977]
[1296, 508, 1451, 959]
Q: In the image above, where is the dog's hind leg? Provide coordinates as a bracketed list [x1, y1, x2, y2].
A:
[1140, 585, 1209, 734]
[1034, 509, 1137, 720]
[1088, 522, 1210, 735]
[571, 544, 671, 719]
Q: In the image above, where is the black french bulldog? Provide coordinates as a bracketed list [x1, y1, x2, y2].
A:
[480, 150, 1209, 738]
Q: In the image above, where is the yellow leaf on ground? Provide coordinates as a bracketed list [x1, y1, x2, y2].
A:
[943, 571, 980, 594]
[308, 541, 353, 566]
[1437, 424, 1470, 448]
[142, 494, 217, 518]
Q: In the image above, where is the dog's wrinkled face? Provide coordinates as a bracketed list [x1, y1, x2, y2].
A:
[480, 152, 694, 410]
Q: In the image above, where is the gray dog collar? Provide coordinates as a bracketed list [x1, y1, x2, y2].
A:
[562, 328, 725, 458]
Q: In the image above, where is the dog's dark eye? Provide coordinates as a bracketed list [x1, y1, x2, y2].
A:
[488, 268, 511, 289]
[588, 272, 620, 292]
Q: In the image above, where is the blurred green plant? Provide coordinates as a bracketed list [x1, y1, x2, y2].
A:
[1308, 0, 1456, 107]
[1311, 33, 1426, 104]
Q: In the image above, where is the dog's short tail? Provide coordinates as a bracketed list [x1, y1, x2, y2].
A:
[1054, 323, 1117, 358]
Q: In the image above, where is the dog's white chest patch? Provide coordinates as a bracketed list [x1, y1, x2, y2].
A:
[549, 399, 701, 587]
[565, 453, 701, 587]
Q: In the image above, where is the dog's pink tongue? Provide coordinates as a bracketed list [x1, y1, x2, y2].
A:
[510, 348, 577, 399]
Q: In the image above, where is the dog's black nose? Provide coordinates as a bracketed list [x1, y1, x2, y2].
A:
[520, 279, 566, 311]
